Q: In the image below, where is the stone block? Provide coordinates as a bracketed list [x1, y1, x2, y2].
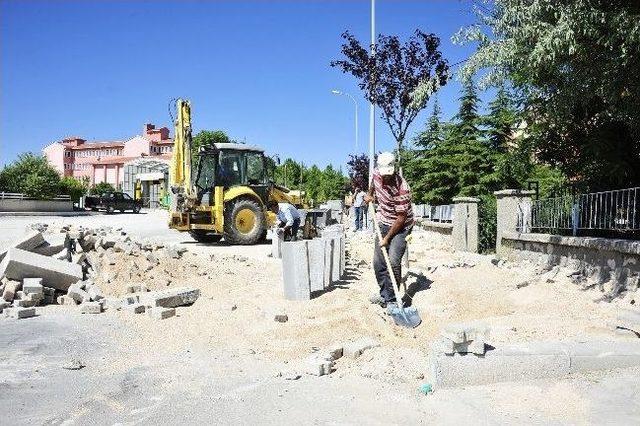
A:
[343, 337, 380, 359]
[4, 306, 36, 319]
[22, 278, 43, 296]
[274, 314, 288, 323]
[307, 239, 326, 293]
[121, 295, 139, 306]
[322, 239, 333, 289]
[57, 295, 77, 306]
[0, 248, 83, 291]
[0, 300, 10, 312]
[617, 309, 640, 334]
[101, 297, 121, 310]
[2, 280, 21, 302]
[271, 231, 284, 259]
[43, 287, 56, 304]
[304, 355, 334, 376]
[148, 307, 175, 320]
[139, 287, 200, 308]
[67, 284, 90, 304]
[324, 344, 343, 361]
[80, 302, 102, 314]
[126, 284, 147, 294]
[281, 241, 311, 301]
[13, 298, 36, 308]
[124, 303, 145, 314]
[0, 231, 45, 262]
[328, 236, 342, 282]
[86, 286, 104, 302]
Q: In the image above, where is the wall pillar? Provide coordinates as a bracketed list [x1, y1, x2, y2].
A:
[452, 197, 479, 253]
[494, 189, 535, 256]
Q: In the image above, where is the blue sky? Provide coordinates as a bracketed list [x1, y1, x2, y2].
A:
[0, 0, 485, 169]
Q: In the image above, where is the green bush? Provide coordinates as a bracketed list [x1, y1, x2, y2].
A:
[90, 182, 116, 195]
[478, 194, 497, 254]
[60, 176, 89, 202]
[0, 153, 61, 199]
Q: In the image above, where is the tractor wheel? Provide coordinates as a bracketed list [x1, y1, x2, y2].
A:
[224, 197, 266, 245]
[189, 230, 222, 243]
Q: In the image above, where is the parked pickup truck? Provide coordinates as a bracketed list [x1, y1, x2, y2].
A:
[85, 192, 141, 214]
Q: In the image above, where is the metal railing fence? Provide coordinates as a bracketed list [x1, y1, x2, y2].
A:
[0, 192, 71, 201]
[524, 187, 639, 237]
[413, 203, 455, 223]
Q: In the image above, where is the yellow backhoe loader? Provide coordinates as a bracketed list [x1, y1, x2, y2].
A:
[168, 99, 299, 244]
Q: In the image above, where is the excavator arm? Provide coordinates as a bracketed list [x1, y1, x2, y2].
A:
[169, 99, 196, 211]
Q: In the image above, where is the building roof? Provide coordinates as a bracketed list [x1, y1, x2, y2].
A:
[68, 141, 125, 150]
[152, 139, 174, 145]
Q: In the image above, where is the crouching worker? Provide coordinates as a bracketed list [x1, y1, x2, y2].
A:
[365, 151, 414, 312]
[268, 201, 301, 241]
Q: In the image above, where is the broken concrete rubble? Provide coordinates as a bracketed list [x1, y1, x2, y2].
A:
[0, 248, 83, 291]
[4, 306, 36, 319]
[148, 306, 176, 320]
[139, 287, 200, 308]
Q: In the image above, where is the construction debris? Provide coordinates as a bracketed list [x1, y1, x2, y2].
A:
[0, 224, 196, 321]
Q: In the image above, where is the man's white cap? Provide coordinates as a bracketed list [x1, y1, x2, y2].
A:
[377, 151, 395, 176]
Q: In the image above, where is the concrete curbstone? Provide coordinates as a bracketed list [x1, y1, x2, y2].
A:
[0, 248, 83, 291]
[138, 287, 200, 308]
[307, 239, 326, 293]
[281, 241, 311, 301]
[148, 306, 176, 320]
[4, 306, 36, 319]
[343, 337, 380, 359]
[80, 302, 102, 314]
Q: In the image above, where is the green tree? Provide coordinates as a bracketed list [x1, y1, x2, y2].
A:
[456, 0, 640, 190]
[59, 176, 89, 202]
[415, 97, 444, 150]
[90, 182, 116, 195]
[274, 158, 304, 189]
[0, 153, 61, 199]
[191, 130, 233, 166]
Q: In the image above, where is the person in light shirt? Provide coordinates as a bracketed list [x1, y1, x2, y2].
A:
[352, 186, 367, 231]
[268, 201, 301, 241]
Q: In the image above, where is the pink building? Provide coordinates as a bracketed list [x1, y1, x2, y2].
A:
[43, 123, 173, 188]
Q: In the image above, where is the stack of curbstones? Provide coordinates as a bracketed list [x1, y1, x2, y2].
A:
[280, 226, 347, 301]
[433, 322, 491, 356]
[0, 224, 193, 320]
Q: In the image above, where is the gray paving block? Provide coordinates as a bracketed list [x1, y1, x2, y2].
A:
[80, 302, 102, 314]
[281, 241, 310, 301]
[0, 231, 45, 262]
[123, 303, 145, 314]
[271, 232, 284, 259]
[57, 295, 76, 306]
[22, 278, 43, 296]
[67, 284, 90, 304]
[431, 340, 640, 388]
[2, 280, 21, 302]
[0, 248, 83, 291]
[329, 236, 342, 282]
[148, 307, 176, 320]
[307, 239, 325, 293]
[322, 238, 333, 289]
[339, 235, 346, 276]
[139, 287, 200, 308]
[4, 306, 36, 319]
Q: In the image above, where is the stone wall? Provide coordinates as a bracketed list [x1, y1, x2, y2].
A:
[0, 199, 73, 212]
[502, 232, 640, 297]
[416, 220, 454, 251]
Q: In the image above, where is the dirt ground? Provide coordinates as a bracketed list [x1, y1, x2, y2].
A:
[1, 210, 639, 425]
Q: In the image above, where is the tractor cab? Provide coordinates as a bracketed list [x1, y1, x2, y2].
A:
[194, 143, 270, 207]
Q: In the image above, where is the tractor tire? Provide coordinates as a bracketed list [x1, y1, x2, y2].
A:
[189, 230, 223, 243]
[224, 197, 266, 245]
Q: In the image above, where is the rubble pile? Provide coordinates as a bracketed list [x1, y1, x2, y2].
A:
[0, 224, 200, 320]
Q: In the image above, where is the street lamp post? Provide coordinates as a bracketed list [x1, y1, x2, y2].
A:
[331, 90, 358, 153]
[369, 0, 376, 183]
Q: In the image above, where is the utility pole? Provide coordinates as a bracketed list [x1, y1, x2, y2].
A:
[368, 0, 376, 183]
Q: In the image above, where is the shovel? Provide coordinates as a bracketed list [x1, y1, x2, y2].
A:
[370, 203, 422, 329]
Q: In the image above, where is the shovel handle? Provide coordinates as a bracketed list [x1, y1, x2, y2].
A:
[369, 203, 405, 310]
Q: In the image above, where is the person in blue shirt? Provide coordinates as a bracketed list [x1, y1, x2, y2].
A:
[268, 201, 301, 241]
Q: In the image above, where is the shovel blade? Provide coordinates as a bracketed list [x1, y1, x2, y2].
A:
[390, 306, 422, 329]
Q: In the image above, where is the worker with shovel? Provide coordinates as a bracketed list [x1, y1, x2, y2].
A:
[365, 151, 419, 327]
